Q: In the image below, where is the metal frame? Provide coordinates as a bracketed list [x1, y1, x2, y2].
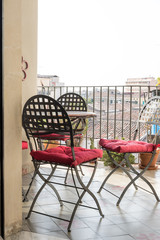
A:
[98, 96, 160, 205]
[22, 94, 104, 231]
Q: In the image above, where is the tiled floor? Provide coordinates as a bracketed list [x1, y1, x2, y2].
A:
[7, 161, 160, 240]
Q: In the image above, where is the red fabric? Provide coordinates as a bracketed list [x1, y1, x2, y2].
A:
[30, 145, 103, 167]
[35, 133, 82, 141]
[22, 141, 28, 150]
[99, 139, 159, 153]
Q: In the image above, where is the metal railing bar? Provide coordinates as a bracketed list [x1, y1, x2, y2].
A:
[129, 86, 132, 140]
[100, 86, 102, 140]
[93, 86, 95, 143]
[114, 86, 117, 139]
[122, 86, 124, 138]
[107, 87, 109, 139]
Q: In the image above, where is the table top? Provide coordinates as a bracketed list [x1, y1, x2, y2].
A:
[67, 111, 97, 118]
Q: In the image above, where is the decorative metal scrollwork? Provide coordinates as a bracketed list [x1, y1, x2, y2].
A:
[21, 56, 28, 81]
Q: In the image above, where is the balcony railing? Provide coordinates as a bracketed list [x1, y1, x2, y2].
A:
[37, 85, 160, 148]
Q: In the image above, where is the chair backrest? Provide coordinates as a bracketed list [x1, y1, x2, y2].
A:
[134, 96, 160, 141]
[22, 95, 74, 149]
[57, 92, 87, 112]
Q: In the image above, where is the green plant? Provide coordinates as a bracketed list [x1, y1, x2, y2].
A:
[90, 137, 96, 149]
[102, 150, 135, 168]
[102, 137, 135, 168]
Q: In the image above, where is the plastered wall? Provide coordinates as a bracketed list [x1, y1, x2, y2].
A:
[3, 0, 22, 236]
[3, 0, 38, 236]
[22, 0, 38, 174]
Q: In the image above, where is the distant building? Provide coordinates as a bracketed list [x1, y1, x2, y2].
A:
[126, 77, 156, 86]
[37, 74, 64, 87]
[37, 74, 65, 97]
[125, 77, 157, 103]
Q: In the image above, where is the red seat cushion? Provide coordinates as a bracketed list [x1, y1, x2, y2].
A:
[99, 139, 159, 153]
[22, 141, 28, 150]
[35, 133, 82, 141]
[30, 146, 103, 167]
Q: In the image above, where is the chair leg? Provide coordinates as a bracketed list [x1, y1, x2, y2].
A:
[26, 162, 62, 219]
[79, 165, 84, 176]
[98, 165, 119, 193]
[71, 168, 80, 199]
[23, 170, 37, 202]
[64, 167, 70, 184]
[67, 162, 104, 231]
[98, 151, 137, 194]
[122, 153, 160, 204]
[64, 165, 84, 185]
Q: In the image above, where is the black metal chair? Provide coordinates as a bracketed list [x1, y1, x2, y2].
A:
[57, 92, 87, 134]
[22, 93, 87, 201]
[98, 96, 160, 205]
[22, 94, 104, 231]
[57, 92, 87, 111]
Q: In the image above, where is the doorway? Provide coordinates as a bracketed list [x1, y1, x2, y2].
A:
[0, 0, 4, 238]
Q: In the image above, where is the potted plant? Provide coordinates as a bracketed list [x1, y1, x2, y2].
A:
[139, 129, 160, 170]
[139, 149, 160, 170]
[43, 140, 60, 150]
[102, 149, 135, 168]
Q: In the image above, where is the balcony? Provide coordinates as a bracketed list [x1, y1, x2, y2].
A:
[14, 84, 160, 240]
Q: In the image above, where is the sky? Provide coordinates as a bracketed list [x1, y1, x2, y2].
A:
[38, 0, 160, 86]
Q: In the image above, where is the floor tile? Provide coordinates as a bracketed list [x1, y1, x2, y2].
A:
[131, 232, 160, 240]
[65, 227, 101, 240]
[43, 230, 70, 239]
[27, 220, 61, 233]
[106, 213, 138, 224]
[118, 221, 153, 234]
[82, 216, 113, 228]
[102, 235, 134, 240]
[91, 224, 127, 237]
[142, 218, 160, 231]
[53, 217, 88, 231]
[6, 231, 70, 240]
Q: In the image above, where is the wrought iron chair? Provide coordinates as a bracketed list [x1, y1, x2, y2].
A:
[57, 92, 87, 135]
[57, 92, 87, 111]
[22, 94, 104, 231]
[22, 93, 87, 201]
[98, 96, 160, 205]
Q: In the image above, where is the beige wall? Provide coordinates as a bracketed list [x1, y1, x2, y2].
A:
[22, 0, 38, 174]
[3, 0, 38, 237]
[3, 0, 22, 236]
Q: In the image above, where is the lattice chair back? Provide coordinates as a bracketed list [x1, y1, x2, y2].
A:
[134, 96, 160, 141]
[57, 92, 87, 112]
[22, 94, 74, 150]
